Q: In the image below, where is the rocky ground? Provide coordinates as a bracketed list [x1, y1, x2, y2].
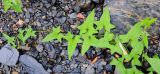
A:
[0, 0, 160, 74]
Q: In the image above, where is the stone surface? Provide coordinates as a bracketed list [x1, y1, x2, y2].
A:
[85, 65, 95, 74]
[19, 54, 49, 74]
[52, 65, 65, 73]
[0, 44, 19, 66]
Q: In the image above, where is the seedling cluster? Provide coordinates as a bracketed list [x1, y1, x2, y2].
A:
[2, 4, 159, 73]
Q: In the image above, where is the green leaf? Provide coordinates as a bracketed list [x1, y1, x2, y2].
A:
[81, 32, 114, 55]
[118, 34, 130, 43]
[92, 38, 114, 49]
[110, 44, 123, 55]
[141, 17, 157, 29]
[81, 34, 94, 55]
[78, 9, 97, 36]
[2, 33, 16, 48]
[132, 55, 141, 66]
[147, 67, 154, 73]
[12, 0, 22, 12]
[2, 0, 12, 12]
[2, 0, 22, 12]
[144, 54, 160, 74]
[126, 68, 134, 74]
[42, 26, 63, 42]
[133, 67, 143, 74]
[18, 26, 36, 43]
[12, 3, 22, 12]
[110, 58, 127, 74]
[94, 6, 115, 32]
[142, 31, 149, 48]
[65, 32, 81, 60]
[103, 32, 114, 41]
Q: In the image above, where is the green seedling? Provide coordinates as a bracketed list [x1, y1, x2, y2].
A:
[110, 17, 156, 74]
[42, 6, 158, 74]
[144, 54, 160, 74]
[2, 0, 22, 12]
[18, 26, 36, 43]
[3, 26, 36, 48]
[2, 33, 16, 48]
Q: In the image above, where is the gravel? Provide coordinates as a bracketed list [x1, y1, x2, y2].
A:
[0, 0, 160, 73]
[69, 13, 77, 19]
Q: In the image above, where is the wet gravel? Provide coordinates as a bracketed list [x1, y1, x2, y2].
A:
[0, 0, 160, 74]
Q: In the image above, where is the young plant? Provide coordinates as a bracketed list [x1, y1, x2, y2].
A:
[2, 33, 16, 48]
[144, 54, 160, 74]
[42, 6, 116, 60]
[80, 6, 115, 55]
[2, 0, 22, 12]
[3, 26, 36, 48]
[18, 26, 36, 43]
[42, 6, 158, 74]
[110, 18, 156, 74]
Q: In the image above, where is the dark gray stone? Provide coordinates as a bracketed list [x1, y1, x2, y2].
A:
[45, 4, 51, 8]
[73, 49, 79, 57]
[0, 44, 19, 66]
[106, 64, 113, 72]
[85, 65, 95, 74]
[25, 12, 30, 19]
[19, 55, 49, 74]
[25, 19, 29, 23]
[45, 44, 56, 58]
[69, 13, 77, 19]
[60, 17, 66, 24]
[52, 10, 57, 17]
[52, 0, 56, 4]
[52, 65, 65, 73]
[36, 44, 43, 52]
[74, 4, 80, 12]
[92, 0, 99, 3]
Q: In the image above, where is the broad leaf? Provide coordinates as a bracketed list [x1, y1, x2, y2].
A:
[144, 55, 160, 74]
[65, 32, 81, 60]
[42, 26, 63, 42]
[3, 33, 16, 48]
[78, 9, 96, 36]
[18, 26, 36, 43]
[2, 0, 12, 12]
[94, 6, 115, 32]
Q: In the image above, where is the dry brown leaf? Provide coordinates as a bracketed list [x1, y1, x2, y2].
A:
[16, 19, 24, 26]
[77, 13, 85, 19]
[11, 71, 19, 74]
[91, 56, 99, 64]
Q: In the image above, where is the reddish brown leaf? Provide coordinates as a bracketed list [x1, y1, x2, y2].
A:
[77, 13, 85, 19]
